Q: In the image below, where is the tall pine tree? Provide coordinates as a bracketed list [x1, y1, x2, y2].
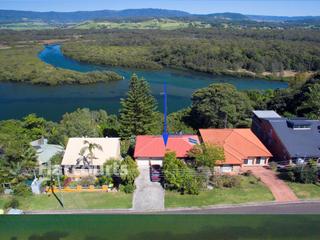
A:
[119, 74, 157, 138]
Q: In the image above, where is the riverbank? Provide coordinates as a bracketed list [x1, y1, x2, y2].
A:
[0, 45, 122, 85]
[0, 45, 288, 120]
[61, 42, 303, 83]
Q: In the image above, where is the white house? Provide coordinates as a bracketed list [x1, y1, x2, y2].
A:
[61, 137, 121, 178]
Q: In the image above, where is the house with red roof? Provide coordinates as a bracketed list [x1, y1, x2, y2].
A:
[199, 129, 272, 173]
[134, 135, 200, 167]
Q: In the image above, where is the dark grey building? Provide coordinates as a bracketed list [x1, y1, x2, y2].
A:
[252, 110, 320, 164]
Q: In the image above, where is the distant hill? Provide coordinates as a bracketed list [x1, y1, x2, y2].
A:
[201, 12, 249, 21]
[0, 9, 250, 24]
[247, 15, 320, 23]
[0, 8, 319, 25]
[0, 9, 191, 23]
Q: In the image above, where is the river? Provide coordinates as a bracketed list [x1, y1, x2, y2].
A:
[0, 44, 288, 121]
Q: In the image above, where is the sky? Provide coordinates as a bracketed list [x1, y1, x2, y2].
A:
[0, 0, 320, 16]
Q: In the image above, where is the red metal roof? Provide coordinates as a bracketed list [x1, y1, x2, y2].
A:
[134, 135, 200, 158]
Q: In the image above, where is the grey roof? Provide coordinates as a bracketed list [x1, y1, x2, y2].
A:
[268, 118, 320, 158]
[253, 110, 282, 119]
[30, 138, 64, 165]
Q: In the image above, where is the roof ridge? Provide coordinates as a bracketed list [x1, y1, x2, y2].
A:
[224, 143, 246, 158]
[233, 129, 271, 155]
[223, 129, 235, 144]
[223, 146, 243, 164]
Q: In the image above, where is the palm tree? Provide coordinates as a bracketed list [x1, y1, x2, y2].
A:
[79, 140, 103, 174]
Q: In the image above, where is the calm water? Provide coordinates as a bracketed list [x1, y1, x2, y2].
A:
[0, 45, 287, 121]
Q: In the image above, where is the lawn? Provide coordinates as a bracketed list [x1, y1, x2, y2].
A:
[165, 176, 274, 208]
[0, 195, 10, 209]
[0, 192, 132, 210]
[287, 182, 320, 200]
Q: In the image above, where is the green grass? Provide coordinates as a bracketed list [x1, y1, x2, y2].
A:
[74, 18, 211, 30]
[0, 195, 10, 209]
[0, 21, 54, 30]
[0, 192, 132, 210]
[287, 182, 320, 200]
[165, 176, 274, 208]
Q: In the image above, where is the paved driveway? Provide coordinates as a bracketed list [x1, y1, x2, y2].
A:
[245, 167, 298, 202]
[133, 166, 164, 211]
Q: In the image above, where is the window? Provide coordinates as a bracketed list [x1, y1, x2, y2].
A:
[256, 157, 266, 165]
[244, 158, 253, 165]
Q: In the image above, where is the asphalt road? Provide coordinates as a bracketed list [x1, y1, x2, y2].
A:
[163, 201, 320, 214]
[25, 201, 320, 215]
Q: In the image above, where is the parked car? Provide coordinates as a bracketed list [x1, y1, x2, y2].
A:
[150, 165, 162, 182]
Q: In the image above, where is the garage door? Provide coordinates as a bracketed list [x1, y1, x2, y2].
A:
[221, 165, 233, 173]
[136, 159, 151, 167]
[150, 160, 163, 166]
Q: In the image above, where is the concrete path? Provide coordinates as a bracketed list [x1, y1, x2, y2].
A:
[132, 166, 164, 211]
[245, 167, 298, 202]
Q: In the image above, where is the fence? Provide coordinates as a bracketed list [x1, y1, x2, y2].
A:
[46, 185, 109, 193]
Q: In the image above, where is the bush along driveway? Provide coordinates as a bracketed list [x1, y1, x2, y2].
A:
[165, 175, 274, 208]
[245, 167, 298, 202]
[133, 166, 164, 211]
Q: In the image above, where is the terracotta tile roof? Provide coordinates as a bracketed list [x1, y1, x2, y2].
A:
[134, 135, 200, 158]
[199, 129, 272, 165]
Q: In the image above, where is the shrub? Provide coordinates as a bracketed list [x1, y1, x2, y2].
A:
[184, 176, 201, 195]
[4, 198, 20, 210]
[242, 170, 252, 177]
[300, 164, 318, 184]
[280, 161, 318, 184]
[95, 176, 112, 186]
[120, 184, 135, 193]
[50, 152, 64, 165]
[120, 156, 139, 185]
[63, 177, 72, 187]
[269, 162, 278, 171]
[212, 175, 241, 188]
[69, 181, 78, 188]
[12, 183, 32, 197]
[79, 176, 96, 186]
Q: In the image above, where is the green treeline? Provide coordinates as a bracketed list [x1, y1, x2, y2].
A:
[60, 28, 320, 79]
[62, 45, 162, 70]
[0, 46, 122, 85]
[1, 28, 320, 82]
